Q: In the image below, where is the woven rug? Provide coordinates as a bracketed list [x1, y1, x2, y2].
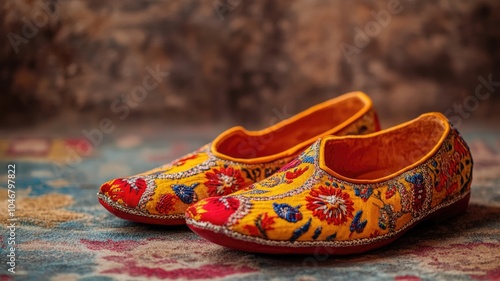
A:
[1, 124, 499, 281]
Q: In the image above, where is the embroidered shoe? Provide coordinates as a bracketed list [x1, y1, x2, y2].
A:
[98, 92, 380, 225]
[185, 112, 473, 254]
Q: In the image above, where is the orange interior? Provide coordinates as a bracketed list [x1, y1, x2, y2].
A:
[324, 114, 447, 180]
[215, 95, 367, 159]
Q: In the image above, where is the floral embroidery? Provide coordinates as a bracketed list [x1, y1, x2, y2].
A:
[205, 167, 246, 196]
[306, 186, 354, 225]
[100, 182, 118, 199]
[184, 198, 208, 221]
[354, 186, 373, 201]
[272, 203, 303, 222]
[172, 183, 198, 204]
[244, 212, 275, 239]
[100, 101, 381, 228]
[101, 178, 147, 208]
[156, 194, 176, 214]
[185, 127, 473, 251]
[285, 166, 309, 184]
[378, 204, 396, 230]
[259, 163, 310, 188]
[385, 184, 397, 199]
[372, 188, 403, 231]
[199, 197, 241, 226]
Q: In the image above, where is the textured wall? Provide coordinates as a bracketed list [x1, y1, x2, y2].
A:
[1, 0, 499, 128]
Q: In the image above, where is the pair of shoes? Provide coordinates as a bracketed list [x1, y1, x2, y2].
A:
[98, 92, 473, 255]
[98, 92, 379, 225]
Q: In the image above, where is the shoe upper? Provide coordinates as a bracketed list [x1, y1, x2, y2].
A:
[185, 113, 473, 247]
[98, 92, 380, 222]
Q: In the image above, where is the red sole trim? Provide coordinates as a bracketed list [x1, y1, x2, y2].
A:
[187, 193, 470, 254]
[98, 197, 185, 225]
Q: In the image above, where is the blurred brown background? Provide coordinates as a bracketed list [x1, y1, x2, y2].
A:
[1, 0, 499, 130]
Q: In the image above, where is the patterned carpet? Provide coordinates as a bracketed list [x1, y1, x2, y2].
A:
[0, 124, 499, 281]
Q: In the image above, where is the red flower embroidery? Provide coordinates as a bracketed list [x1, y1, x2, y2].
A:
[244, 225, 260, 236]
[101, 178, 147, 208]
[385, 185, 397, 199]
[205, 167, 246, 196]
[156, 194, 176, 214]
[260, 212, 276, 230]
[244, 212, 275, 238]
[285, 166, 309, 184]
[306, 186, 355, 225]
[200, 197, 240, 226]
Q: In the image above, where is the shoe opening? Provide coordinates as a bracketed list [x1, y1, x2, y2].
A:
[215, 93, 369, 160]
[323, 114, 448, 181]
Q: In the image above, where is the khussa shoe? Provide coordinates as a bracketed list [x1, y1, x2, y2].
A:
[185, 112, 473, 254]
[98, 92, 380, 225]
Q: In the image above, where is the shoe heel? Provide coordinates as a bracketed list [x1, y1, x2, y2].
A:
[427, 192, 470, 225]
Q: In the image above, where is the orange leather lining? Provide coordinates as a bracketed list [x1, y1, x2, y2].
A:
[211, 92, 373, 163]
[321, 113, 450, 183]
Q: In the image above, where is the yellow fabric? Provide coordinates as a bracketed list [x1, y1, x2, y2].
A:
[186, 112, 473, 245]
[99, 92, 380, 222]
